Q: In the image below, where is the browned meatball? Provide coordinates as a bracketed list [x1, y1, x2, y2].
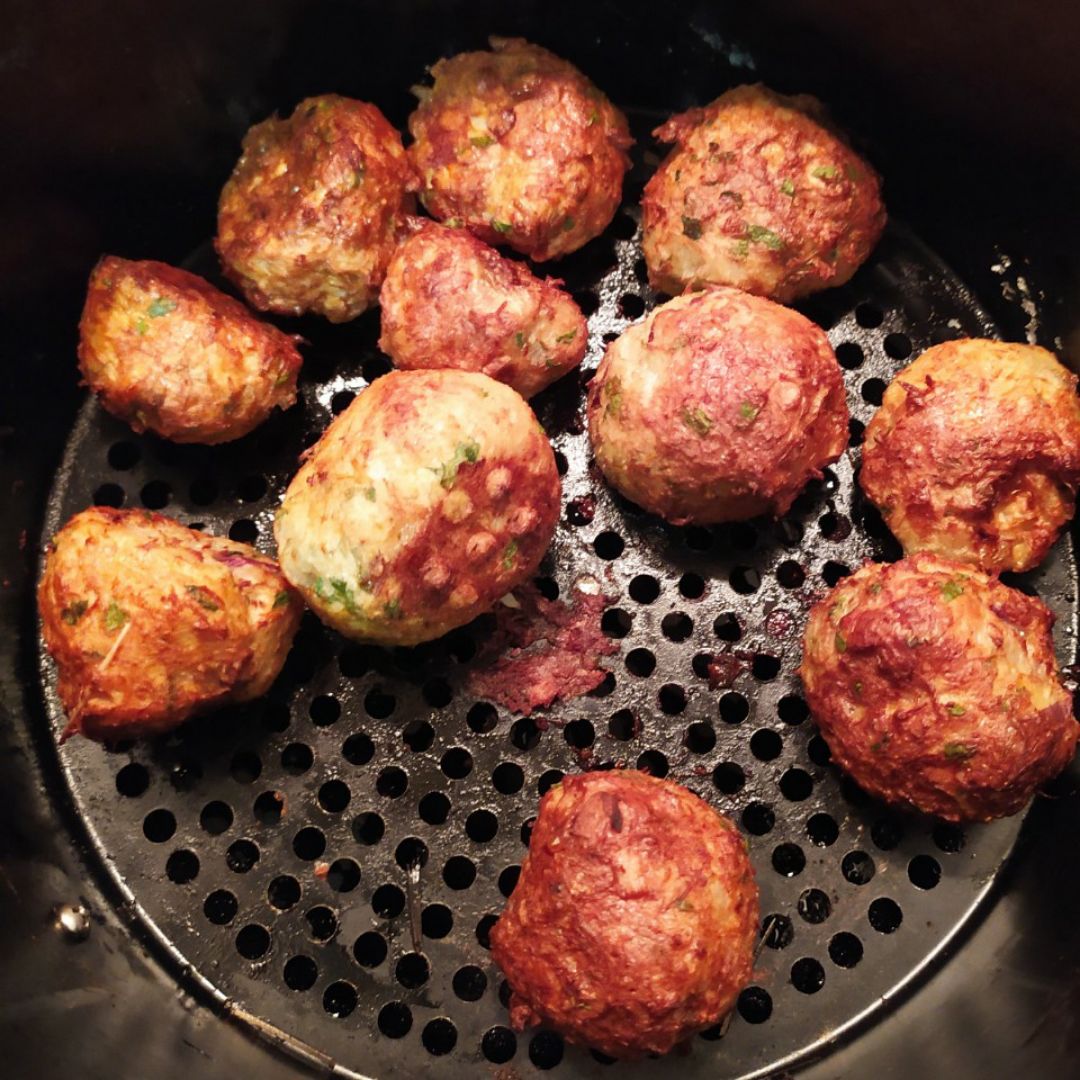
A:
[801, 555, 1077, 822]
[586, 286, 848, 523]
[861, 339, 1080, 573]
[77, 256, 302, 444]
[378, 219, 587, 398]
[408, 36, 632, 260]
[38, 507, 303, 742]
[642, 84, 885, 301]
[491, 770, 759, 1059]
[217, 95, 416, 322]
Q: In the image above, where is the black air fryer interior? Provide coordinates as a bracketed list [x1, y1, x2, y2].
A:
[3, 4, 1080, 1079]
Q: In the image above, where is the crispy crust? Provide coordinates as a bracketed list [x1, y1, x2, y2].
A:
[38, 507, 303, 742]
[216, 95, 416, 322]
[861, 339, 1080, 572]
[408, 36, 632, 261]
[77, 256, 302, 444]
[274, 369, 561, 645]
[800, 554, 1077, 821]
[378, 218, 587, 398]
[490, 770, 759, 1059]
[586, 286, 848, 523]
[642, 84, 885, 301]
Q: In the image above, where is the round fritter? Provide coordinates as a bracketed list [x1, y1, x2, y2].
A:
[274, 369, 560, 645]
[407, 36, 632, 261]
[801, 554, 1077, 822]
[642, 84, 885, 301]
[861, 339, 1080, 573]
[586, 286, 848, 524]
[216, 94, 416, 322]
[77, 256, 302, 444]
[38, 507, 304, 742]
[378, 219, 587, 398]
[490, 770, 759, 1059]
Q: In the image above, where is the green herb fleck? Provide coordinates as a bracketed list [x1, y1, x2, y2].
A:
[470, 135, 495, 148]
[351, 166, 366, 187]
[61, 599, 89, 626]
[941, 578, 965, 601]
[747, 224, 783, 250]
[514, 331, 526, 349]
[812, 164, 840, 180]
[738, 402, 759, 423]
[588, 108, 600, 126]
[676, 898, 696, 912]
[682, 406, 713, 437]
[944, 742, 976, 761]
[869, 583, 883, 595]
[825, 246, 840, 264]
[363, 486, 377, 502]
[853, 680, 863, 698]
[502, 539, 519, 570]
[314, 577, 361, 615]
[555, 329, 578, 344]
[383, 598, 402, 619]
[104, 601, 128, 632]
[681, 215, 703, 240]
[491, 219, 512, 234]
[273, 590, 292, 609]
[444, 217, 464, 229]
[870, 734, 891, 753]
[185, 584, 220, 612]
[134, 318, 149, 336]
[604, 375, 623, 419]
[779, 178, 795, 196]
[843, 163, 861, 181]
[946, 703, 966, 716]
[834, 631, 847, 653]
[437, 440, 481, 488]
[561, 216, 575, 232]
[731, 238, 750, 259]
[147, 296, 178, 318]
[274, 371, 292, 387]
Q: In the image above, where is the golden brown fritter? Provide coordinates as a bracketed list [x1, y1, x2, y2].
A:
[378, 219, 587, 398]
[38, 508, 303, 742]
[408, 36, 632, 261]
[586, 286, 848, 523]
[800, 554, 1077, 822]
[274, 369, 561, 645]
[861, 339, 1080, 573]
[491, 770, 759, 1059]
[642, 84, 885, 301]
[216, 94, 416, 322]
[77, 256, 302, 444]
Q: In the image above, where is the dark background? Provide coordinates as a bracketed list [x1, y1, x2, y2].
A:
[2, 1, 1079, 1076]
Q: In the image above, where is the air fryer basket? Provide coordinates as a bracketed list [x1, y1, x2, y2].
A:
[3, 4, 1080, 1080]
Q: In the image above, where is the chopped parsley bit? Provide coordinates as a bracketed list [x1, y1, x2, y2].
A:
[738, 401, 760, 423]
[444, 217, 464, 229]
[812, 164, 840, 180]
[681, 215, 703, 240]
[491, 219, 512, 234]
[514, 331, 526, 349]
[383, 598, 402, 619]
[351, 166, 366, 187]
[104, 601, 128, 632]
[682, 406, 713, 437]
[147, 297, 178, 318]
[604, 375, 623, 418]
[272, 590, 292, 609]
[61, 599, 89, 625]
[940, 578, 965, 601]
[731, 238, 750, 259]
[946, 703, 966, 716]
[943, 742, 976, 761]
[870, 734, 891, 753]
[869, 582, 883, 595]
[561, 216, 575, 232]
[834, 631, 847, 653]
[555, 329, 578, 344]
[437, 439, 481, 488]
[185, 584, 220, 612]
[779, 178, 795, 196]
[825, 246, 840, 264]
[274, 371, 292, 387]
[134, 318, 149, 336]
[843, 163, 861, 181]
[853, 680, 863, 698]
[502, 539, 519, 570]
[587, 108, 600, 126]
[747, 224, 783, 250]
[470, 135, 495, 148]
[676, 898, 695, 912]
[314, 576, 361, 615]
[363, 486, 377, 502]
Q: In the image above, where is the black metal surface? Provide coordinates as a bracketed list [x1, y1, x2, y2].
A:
[35, 114, 1079, 1076]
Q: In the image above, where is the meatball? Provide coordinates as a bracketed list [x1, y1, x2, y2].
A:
[861, 339, 1080, 573]
[38, 507, 303, 742]
[800, 554, 1077, 822]
[274, 369, 560, 645]
[378, 219, 587, 398]
[490, 770, 759, 1059]
[77, 256, 302, 444]
[216, 95, 416, 322]
[408, 36, 632, 261]
[642, 84, 885, 301]
[587, 286, 848, 523]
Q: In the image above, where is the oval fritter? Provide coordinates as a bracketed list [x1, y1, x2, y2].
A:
[800, 554, 1077, 822]
[408, 36, 632, 261]
[378, 219, 587, 398]
[642, 84, 885, 301]
[38, 507, 303, 742]
[274, 369, 561, 645]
